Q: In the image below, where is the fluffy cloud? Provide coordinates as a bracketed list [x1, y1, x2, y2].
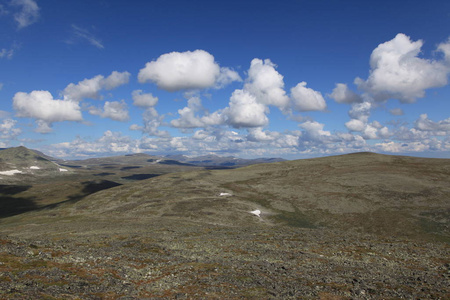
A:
[215, 67, 242, 88]
[376, 138, 450, 153]
[132, 90, 158, 108]
[348, 101, 372, 122]
[299, 121, 331, 140]
[63, 71, 130, 101]
[171, 97, 224, 129]
[415, 114, 450, 132]
[355, 33, 450, 103]
[13, 91, 82, 132]
[103, 71, 130, 89]
[345, 119, 365, 132]
[329, 83, 362, 104]
[138, 50, 240, 91]
[362, 124, 379, 139]
[371, 114, 450, 153]
[50, 131, 138, 157]
[437, 39, 450, 63]
[89, 100, 129, 122]
[244, 59, 289, 109]
[0, 119, 21, 139]
[211, 58, 290, 131]
[247, 127, 278, 142]
[343, 101, 391, 140]
[290, 81, 327, 111]
[345, 119, 390, 140]
[11, 0, 39, 29]
[224, 89, 268, 128]
[170, 97, 205, 128]
[130, 107, 169, 137]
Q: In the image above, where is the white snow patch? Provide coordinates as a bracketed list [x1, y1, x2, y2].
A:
[0, 170, 24, 176]
[59, 168, 68, 172]
[219, 192, 232, 196]
[250, 209, 261, 217]
[30, 166, 40, 170]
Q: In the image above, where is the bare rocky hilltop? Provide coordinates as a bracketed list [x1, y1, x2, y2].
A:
[0, 150, 449, 299]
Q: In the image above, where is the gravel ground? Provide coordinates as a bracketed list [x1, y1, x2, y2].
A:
[1, 218, 449, 299]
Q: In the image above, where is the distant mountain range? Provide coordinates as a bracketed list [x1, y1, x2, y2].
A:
[164, 154, 285, 167]
[43, 150, 285, 169]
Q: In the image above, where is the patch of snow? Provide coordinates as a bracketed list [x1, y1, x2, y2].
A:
[250, 209, 261, 217]
[59, 168, 68, 172]
[150, 159, 162, 165]
[0, 170, 24, 176]
[30, 166, 40, 170]
[219, 192, 232, 196]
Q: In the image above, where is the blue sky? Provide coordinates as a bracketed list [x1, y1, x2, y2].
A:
[0, 0, 449, 159]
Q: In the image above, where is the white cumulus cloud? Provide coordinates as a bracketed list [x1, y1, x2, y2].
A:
[415, 114, 450, 132]
[299, 121, 331, 139]
[291, 81, 327, 111]
[89, 100, 129, 122]
[130, 107, 169, 137]
[13, 90, 82, 128]
[132, 90, 158, 108]
[348, 101, 372, 122]
[0, 119, 21, 139]
[215, 67, 242, 88]
[345, 119, 365, 132]
[171, 97, 224, 129]
[355, 33, 450, 103]
[244, 58, 289, 109]
[224, 89, 268, 128]
[102, 71, 131, 90]
[171, 97, 205, 128]
[63, 71, 130, 101]
[138, 50, 240, 91]
[329, 83, 362, 104]
[437, 38, 450, 63]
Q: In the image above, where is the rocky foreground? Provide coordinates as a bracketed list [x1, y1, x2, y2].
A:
[0, 218, 449, 299]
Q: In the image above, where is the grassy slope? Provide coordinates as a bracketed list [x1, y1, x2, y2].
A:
[0, 147, 204, 218]
[3, 152, 449, 241]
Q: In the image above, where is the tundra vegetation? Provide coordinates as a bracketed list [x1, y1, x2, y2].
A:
[0, 147, 449, 299]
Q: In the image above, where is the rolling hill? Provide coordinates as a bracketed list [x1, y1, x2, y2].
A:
[0, 152, 449, 299]
[0, 146, 73, 183]
[37, 152, 449, 240]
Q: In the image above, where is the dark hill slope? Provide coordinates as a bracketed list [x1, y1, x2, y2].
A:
[40, 152, 450, 240]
